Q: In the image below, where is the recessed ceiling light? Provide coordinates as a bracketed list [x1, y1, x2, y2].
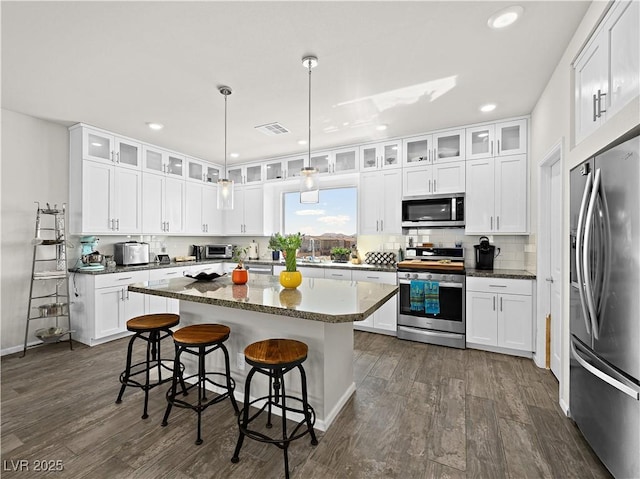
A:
[487, 6, 523, 29]
[297, 140, 307, 145]
[146, 122, 164, 130]
[480, 103, 496, 113]
[376, 124, 388, 131]
[230, 153, 239, 158]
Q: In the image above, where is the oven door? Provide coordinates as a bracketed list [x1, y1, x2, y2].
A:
[397, 276, 465, 334]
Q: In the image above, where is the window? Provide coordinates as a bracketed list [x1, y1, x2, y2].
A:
[283, 187, 357, 259]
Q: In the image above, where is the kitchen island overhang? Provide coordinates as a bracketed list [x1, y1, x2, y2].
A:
[129, 275, 398, 431]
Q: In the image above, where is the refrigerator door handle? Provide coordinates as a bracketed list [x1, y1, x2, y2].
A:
[571, 340, 640, 400]
[595, 174, 612, 334]
[583, 169, 601, 339]
[576, 171, 593, 335]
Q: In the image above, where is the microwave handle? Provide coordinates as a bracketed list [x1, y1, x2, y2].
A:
[452, 197, 456, 219]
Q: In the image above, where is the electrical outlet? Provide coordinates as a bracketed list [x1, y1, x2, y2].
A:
[237, 352, 245, 371]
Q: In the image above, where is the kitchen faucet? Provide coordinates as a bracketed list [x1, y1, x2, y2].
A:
[310, 238, 316, 261]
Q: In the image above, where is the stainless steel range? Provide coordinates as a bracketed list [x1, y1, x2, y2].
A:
[396, 247, 465, 349]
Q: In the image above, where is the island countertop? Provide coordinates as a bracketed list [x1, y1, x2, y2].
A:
[129, 275, 398, 324]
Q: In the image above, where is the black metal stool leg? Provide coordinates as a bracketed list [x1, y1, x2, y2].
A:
[116, 333, 137, 404]
[162, 344, 182, 427]
[221, 343, 240, 414]
[266, 371, 274, 428]
[298, 365, 318, 445]
[141, 332, 153, 419]
[195, 345, 206, 445]
[232, 367, 257, 463]
[280, 370, 290, 479]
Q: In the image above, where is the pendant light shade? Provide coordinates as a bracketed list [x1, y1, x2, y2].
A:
[217, 86, 234, 210]
[300, 55, 319, 204]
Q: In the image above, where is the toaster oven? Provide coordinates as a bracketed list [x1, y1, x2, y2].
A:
[114, 242, 150, 265]
[205, 244, 233, 259]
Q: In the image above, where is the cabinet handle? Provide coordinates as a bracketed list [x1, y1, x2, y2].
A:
[500, 297, 503, 312]
[166, 272, 177, 275]
[118, 277, 133, 281]
[593, 94, 598, 122]
[366, 276, 379, 279]
[491, 141, 494, 156]
[497, 140, 500, 155]
[428, 179, 432, 193]
[496, 216, 500, 230]
[375, 220, 379, 232]
[121, 288, 125, 301]
[432, 148, 437, 163]
[111, 151, 115, 163]
[380, 219, 384, 231]
[433, 179, 437, 193]
[597, 89, 607, 117]
[126, 289, 130, 300]
[115, 151, 120, 164]
[493, 296, 496, 311]
[166, 221, 169, 232]
[490, 216, 493, 230]
[489, 284, 507, 288]
[115, 219, 119, 231]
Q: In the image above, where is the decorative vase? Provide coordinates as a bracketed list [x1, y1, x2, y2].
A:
[232, 264, 248, 285]
[279, 270, 302, 289]
[279, 288, 302, 308]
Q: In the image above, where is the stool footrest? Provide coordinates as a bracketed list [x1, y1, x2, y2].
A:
[237, 395, 316, 445]
[118, 359, 181, 390]
[166, 372, 236, 412]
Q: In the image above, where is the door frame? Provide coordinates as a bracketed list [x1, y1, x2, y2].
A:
[536, 139, 565, 383]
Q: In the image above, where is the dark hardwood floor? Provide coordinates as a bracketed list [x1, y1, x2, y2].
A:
[1, 332, 612, 478]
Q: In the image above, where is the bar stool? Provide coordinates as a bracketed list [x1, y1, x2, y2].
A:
[162, 324, 239, 445]
[115, 313, 182, 420]
[231, 338, 318, 479]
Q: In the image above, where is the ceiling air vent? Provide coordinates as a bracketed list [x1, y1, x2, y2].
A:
[255, 122, 290, 136]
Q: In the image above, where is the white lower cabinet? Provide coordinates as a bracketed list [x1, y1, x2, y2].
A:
[352, 270, 397, 335]
[466, 277, 534, 355]
[147, 267, 185, 314]
[73, 270, 148, 346]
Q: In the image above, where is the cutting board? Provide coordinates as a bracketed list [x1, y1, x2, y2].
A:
[397, 260, 465, 271]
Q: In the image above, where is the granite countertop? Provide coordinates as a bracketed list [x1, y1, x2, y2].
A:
[465, 268, 536, 280]
[128, 275, 398, 324]
[70, 258, 397, 275]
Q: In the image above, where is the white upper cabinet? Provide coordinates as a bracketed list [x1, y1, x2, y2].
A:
[310, 151, 331, 174]
[359, 169, 402, 235]
[82, 128, 141, 170]
[402, 160, 465, 197]
[360, 140, 402, 171]
[186, 157, 221, 184]
[332, 147, 359, 174]
[227, 162, 263, 185]
[70, 125, 142, 234]
[466, 120, 527, 160]
[264, 159, 286, 181]
[185, 182, 220, 235]
[574, 0, 639, 143]
[465, 154, 527, 234]
[142, 145, 185, 179]
[223, 184, 264, 235]
[403, 134, 433, 166]
[265, 146, 357, 181]
[141, 172, 185, 234]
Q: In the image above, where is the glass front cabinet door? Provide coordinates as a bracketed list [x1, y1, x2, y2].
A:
[433, 129, 465, 163]
[403, 135, 433, 166]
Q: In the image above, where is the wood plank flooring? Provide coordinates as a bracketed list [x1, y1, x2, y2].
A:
[1, 332, 612, 478]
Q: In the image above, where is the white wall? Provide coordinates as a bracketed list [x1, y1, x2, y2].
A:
[529, 2, 640, 411]
[1, 109, 70, 353]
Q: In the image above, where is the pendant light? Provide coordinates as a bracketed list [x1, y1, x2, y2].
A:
[300, 55, 319, 204]
[217, 86, 234, 210]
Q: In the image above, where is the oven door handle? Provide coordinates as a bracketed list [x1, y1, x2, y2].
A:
[398, 279, 462, 288]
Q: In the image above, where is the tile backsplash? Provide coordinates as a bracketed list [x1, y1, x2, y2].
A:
[358, 230, 536, 272]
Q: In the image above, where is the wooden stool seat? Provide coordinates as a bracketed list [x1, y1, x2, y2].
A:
[127, 313, 180, 332]
[172, 324, 230, 346]
[244, 339, 308, 367]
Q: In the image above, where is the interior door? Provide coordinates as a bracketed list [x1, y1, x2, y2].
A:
[550, 160, 562, 377]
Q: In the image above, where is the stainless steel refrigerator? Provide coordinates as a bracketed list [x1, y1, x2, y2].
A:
[570, 128, 640, 479]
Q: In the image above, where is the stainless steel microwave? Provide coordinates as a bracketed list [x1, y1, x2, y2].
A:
[204, 244, 233, 259]
[401, 194, 464, 228]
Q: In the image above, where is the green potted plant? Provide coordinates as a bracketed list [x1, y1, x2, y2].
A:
[330, 246, 351, 263]
[267, 234, 281, 261]
[272, 232, 303, 288]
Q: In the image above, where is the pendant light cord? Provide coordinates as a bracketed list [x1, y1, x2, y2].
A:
[224, 91, 228, 173]
[308, 62, 312, 168]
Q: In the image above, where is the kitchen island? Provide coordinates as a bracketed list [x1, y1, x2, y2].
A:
[129, 274, 397, 431]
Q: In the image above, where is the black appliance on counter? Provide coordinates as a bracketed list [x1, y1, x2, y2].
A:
[192, 245, 203, 261]
[474, 236, 496, 270]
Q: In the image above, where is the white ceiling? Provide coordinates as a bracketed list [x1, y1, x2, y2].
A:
[1, 1, 590, 166]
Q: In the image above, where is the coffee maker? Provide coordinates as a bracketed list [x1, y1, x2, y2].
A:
[474, 236, 496, 270]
